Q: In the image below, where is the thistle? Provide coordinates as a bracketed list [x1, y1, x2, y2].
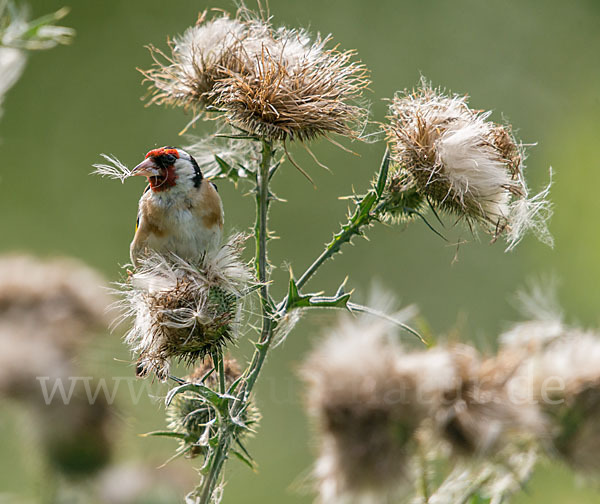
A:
[91, 3, 579, 503]
[141, 8, 370, 141]
[506, 329, 600, 471]
[383, 81, 553, 249]
[0, 254, 112, 399]
[166, 357, 259, 458]
[119, 234, 252, 380]
[301, 311, 424, 502]
[432, 345, 545, 456]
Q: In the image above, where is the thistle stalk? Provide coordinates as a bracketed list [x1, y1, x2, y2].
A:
[295, 149, 390, 290]
[198, 434, 231, 504]
[196, 140, 277, 503]
[245, 140, 276, 392]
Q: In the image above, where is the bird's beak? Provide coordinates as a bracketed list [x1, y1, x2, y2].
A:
[131, 158, 161, 177]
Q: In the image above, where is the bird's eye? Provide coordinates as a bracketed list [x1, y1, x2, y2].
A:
[164, 154, 177, 165]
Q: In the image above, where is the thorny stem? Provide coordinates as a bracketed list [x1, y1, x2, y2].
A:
[295, 201, 374, 290]
[197, 140, 276, 503]
[295, 149, 390, 290]
[245, 139, 276, 392]
[198, 434, 231, 504]
[194, 148, 409, 502]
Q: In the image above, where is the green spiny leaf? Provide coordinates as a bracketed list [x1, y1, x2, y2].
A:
[165, 383, 235, 408]
[375, 147, 391, 198]
[231, 449, 256, 471]
[214, 155, 240, 183]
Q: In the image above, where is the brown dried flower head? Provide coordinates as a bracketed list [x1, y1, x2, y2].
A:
[506, 330, 600, 471]
[141, 8, 370, 141]
[432, 345, 546, 456]
[0, 254, 112, 398]
[120, 234, 252, 380]
[0, 254, 112, 344]
[383, 81, 552, 250]
[301, 313, 424, 502]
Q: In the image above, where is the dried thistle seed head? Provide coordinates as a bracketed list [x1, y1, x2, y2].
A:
[384, 81, 552, 249]
[120, 234, 252, 380]
[301, 313, 424, 502]
[142, 13, 247, 112]
[211, 39, 370, 142]
[508, 331, 600, 471]
[0, 254, 112, 344]
[431, 345, 546, 456]
[142, 8, 370, 142]
[167, 357, 258, 458]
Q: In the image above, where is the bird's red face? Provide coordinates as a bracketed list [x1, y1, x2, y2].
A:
[132, 147, 180, 192]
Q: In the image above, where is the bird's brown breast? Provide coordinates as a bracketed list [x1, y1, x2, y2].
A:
[140, 198, 168, 236]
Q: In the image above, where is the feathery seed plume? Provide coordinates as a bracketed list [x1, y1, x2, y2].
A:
[506, 330, 600, 471]
[93, 134, 259, 183]
[431, 345, 545, 456]
[119, 234, 252, 380]
[0, 254, 112, 398]
[383, 81, 552, 249]
[141, 8, 370, 141]
[184, 132, 260, 180]
[301, 312, 424, 502]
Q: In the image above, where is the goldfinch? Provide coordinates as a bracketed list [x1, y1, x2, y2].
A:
[130, 147, 224, 267]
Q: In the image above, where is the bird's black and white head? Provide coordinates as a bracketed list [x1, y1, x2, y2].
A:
[132, 147, 203, 192]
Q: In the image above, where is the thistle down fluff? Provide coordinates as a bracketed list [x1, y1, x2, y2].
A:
[141, 7, 370, 142]
[0, 254, 112, 398]
[301, 312, 423, 503]
[383, 81, 553, 250]
[502, 316, 600, 472]
[118, 234, 252, 380]
[301, 310, 548, 503]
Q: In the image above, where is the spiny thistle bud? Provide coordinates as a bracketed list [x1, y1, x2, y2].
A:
[141, 8, 370, 142]
[301, 313, 425, 502]
[119, 234, 252, 380]
[166, 357, 259, 458]
[383, 81, 552, 250]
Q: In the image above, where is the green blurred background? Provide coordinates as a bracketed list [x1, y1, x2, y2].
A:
[1, 0, 599, 502]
